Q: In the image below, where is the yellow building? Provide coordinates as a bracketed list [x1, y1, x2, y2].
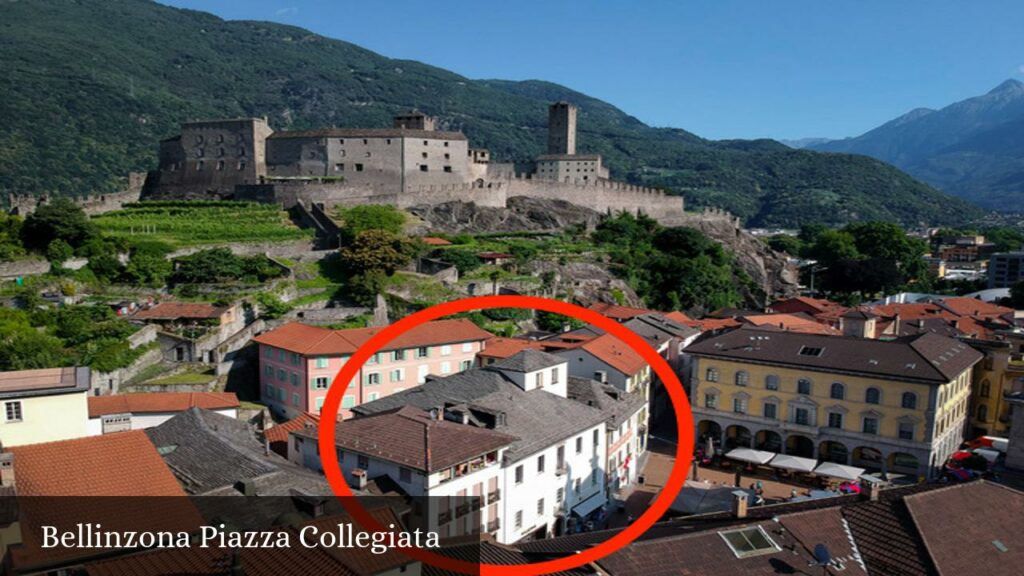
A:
[687, 327, 981, 479]
[0, 367, 90, 447]
[967, 332, 1024, 437]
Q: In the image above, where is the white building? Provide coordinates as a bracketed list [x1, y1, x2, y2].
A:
[86, 392, 239, 435]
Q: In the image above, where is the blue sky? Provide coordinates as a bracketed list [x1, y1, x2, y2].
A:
[160, 0, 1024, 140]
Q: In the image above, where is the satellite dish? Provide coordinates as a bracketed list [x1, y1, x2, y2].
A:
[812, 543, 832, 566]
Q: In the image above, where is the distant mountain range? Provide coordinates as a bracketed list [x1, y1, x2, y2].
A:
[811, 79, 1024, 211]
[0, 0, 983, 227]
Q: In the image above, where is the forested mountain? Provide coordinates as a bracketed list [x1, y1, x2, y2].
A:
[0, 0, 981, 227]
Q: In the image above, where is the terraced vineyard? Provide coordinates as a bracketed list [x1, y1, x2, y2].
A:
[93, 201, 312, 247]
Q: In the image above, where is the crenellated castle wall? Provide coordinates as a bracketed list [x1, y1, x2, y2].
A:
[7, 172, 145, 216]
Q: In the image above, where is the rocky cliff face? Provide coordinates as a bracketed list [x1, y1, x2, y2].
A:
[411, 197, 799, 307]
[671, 210, 801, 306]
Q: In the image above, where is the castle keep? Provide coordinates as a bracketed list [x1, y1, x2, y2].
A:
[143, 103, 685, 223]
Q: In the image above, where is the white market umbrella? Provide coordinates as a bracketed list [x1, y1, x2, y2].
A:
[725, 448, 776, 465]
[813, 462, 865, 482]
[770, 454, 817, 473]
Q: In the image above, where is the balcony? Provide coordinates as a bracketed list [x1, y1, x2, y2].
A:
[438, 511, 452, 525]
[487, 489, 501, 503]
[555, 464, 568, 477]
[470, 499, 482, 512]
[487, 519, 500, 532]
[455, 503, 470, 518]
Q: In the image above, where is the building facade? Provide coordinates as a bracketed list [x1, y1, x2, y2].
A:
[687, 328, 982, 479]
[253, 319, 492, 420]
[0, 367, 91, 447]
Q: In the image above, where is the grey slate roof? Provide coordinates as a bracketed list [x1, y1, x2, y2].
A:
[489, 349, 565, 372]
[146, 408, 330, 495]
[566, 376, 646, 429]
[686, 326, 982, 384]
[353, 367, 607, 462]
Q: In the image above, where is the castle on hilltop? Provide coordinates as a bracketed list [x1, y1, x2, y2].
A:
[141, 102, 685, 223]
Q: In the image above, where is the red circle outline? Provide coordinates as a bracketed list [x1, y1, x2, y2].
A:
[318, 295, 693, 575]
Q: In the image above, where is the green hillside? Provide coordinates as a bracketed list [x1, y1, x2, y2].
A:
[0, 0, 982, 227]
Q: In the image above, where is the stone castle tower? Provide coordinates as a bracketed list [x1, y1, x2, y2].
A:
[547, 102, 577, 155]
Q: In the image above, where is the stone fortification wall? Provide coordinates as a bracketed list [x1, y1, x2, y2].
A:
[7, 172, 145, 216]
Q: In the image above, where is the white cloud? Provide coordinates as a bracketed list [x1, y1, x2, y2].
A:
[274, 7, 298, 17]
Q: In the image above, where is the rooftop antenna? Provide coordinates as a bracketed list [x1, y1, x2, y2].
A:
[810, 543, 832, 575]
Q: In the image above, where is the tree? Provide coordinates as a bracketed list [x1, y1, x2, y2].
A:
[336, 204, 406, 241]
[766, 234, 804, 256]
[20, 198, 96, 251]
[122, 253, 172, 287]
[535, 311, 583, 333]
[45, 239, 73, 263]
[347, 270, 389, 306]
[254, 292, 292, 319]
[88, 253, 125, 284]
[340, 230, 415, 275]
[437, 248, 482, 274]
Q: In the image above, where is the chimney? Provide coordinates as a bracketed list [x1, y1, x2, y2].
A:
[893, 313, 901, 335]
[859, 479, 881, 502]
[236, 479, 256, 497]
[731, 490, 748, 519]
[0, 452, 14, 488]
[351, 468, 368, 491]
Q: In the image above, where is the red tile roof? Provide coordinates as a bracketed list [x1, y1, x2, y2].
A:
[770, 296, 846, 315]
[588, 302, 656, 321]
[8, 430, 186, 497]
[421, 236, 452, 246]
[579, 334, 647, 376]
[938, 296, 1014, 319]
[264, 412, 320, 446]
[904, 481, 1024, 576]
[311, 406, 517, 472]
[681, 317, 744, 332]
[253, 319, 493, 356]
[87, 392, 239, 418]
[7, 431, 202, 571]
[478, 337, 540, 359]
[132, 302, 228, 320]
[664, 311, 694, 323]
[741, 313, 842, 335]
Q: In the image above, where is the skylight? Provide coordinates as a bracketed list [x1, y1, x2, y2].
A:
[718, 526, 780, 558]
[798, 346, 824, 357]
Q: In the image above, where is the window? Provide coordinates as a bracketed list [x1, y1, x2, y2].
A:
[593, 429, 600, 450]
[290, 373, 298, 386]
[417, 347, 430, 358]
[592, 468, 599, 485]
[335, 163, 344, 172]
[400, 467, 412, 483]
[462, 342, 473, 353]
[977, 404, 989, 421]
[355, 163, 364, 172]
[441, 345, 451, 356]
[536, 371, 545, 388]
[420, 165, 429, 172]
[514, 511, 523, 529]
[556, 487, 565, 503]
[421, 152, 428, 159]
[704, 393, 718, 409]
[719, 526, 780, 558]
[576, 437, 583, 454]
[367, 392, 379, 401]
[898, 422, 914, 440]
[537, 455, 545, 473]
[515, 465, 524, 484]
[460, 360, 472, 371]
[366, 353, 379, 365]
[265, 383, 274, 398]
[342, 395, 356, 408]
[794, 408, 810, 426]
[705, 367, 720, 382]
[264, 365, 273, 377]
[292, 393, 300, 407]
[866, 388, 881, 405]
[733, 397, 748, 414]
[830, 383, 845, 400]
[390, 369, 405, 383]
[797, 379, 812, 395]
[265, 346, 274, 358]
[312, 377, 329, 390]
[440, 362, 451, 374]
[763, 403, 777, 420]
[901, 392, 917, 410]
[798, 346, 824, 357]
[316, 356, 329, 369]
[358, 455, 369, 469]
[444, 166, 452, 173]
[765, 375, 779, 391]
[827, 412, 843, 428]
[278, 350, 286, 362]
[365, 373, 380, 385]
[735, 371, 749, 386]
[392, 349, 406, 361]
[863, 417, 879, 435]
[277, 368, 286, 381]
[980, 380, 991, 398]
[537, 498, 545, 515]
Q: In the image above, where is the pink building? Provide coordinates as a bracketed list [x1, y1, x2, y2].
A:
[253, 319, 493, 419]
